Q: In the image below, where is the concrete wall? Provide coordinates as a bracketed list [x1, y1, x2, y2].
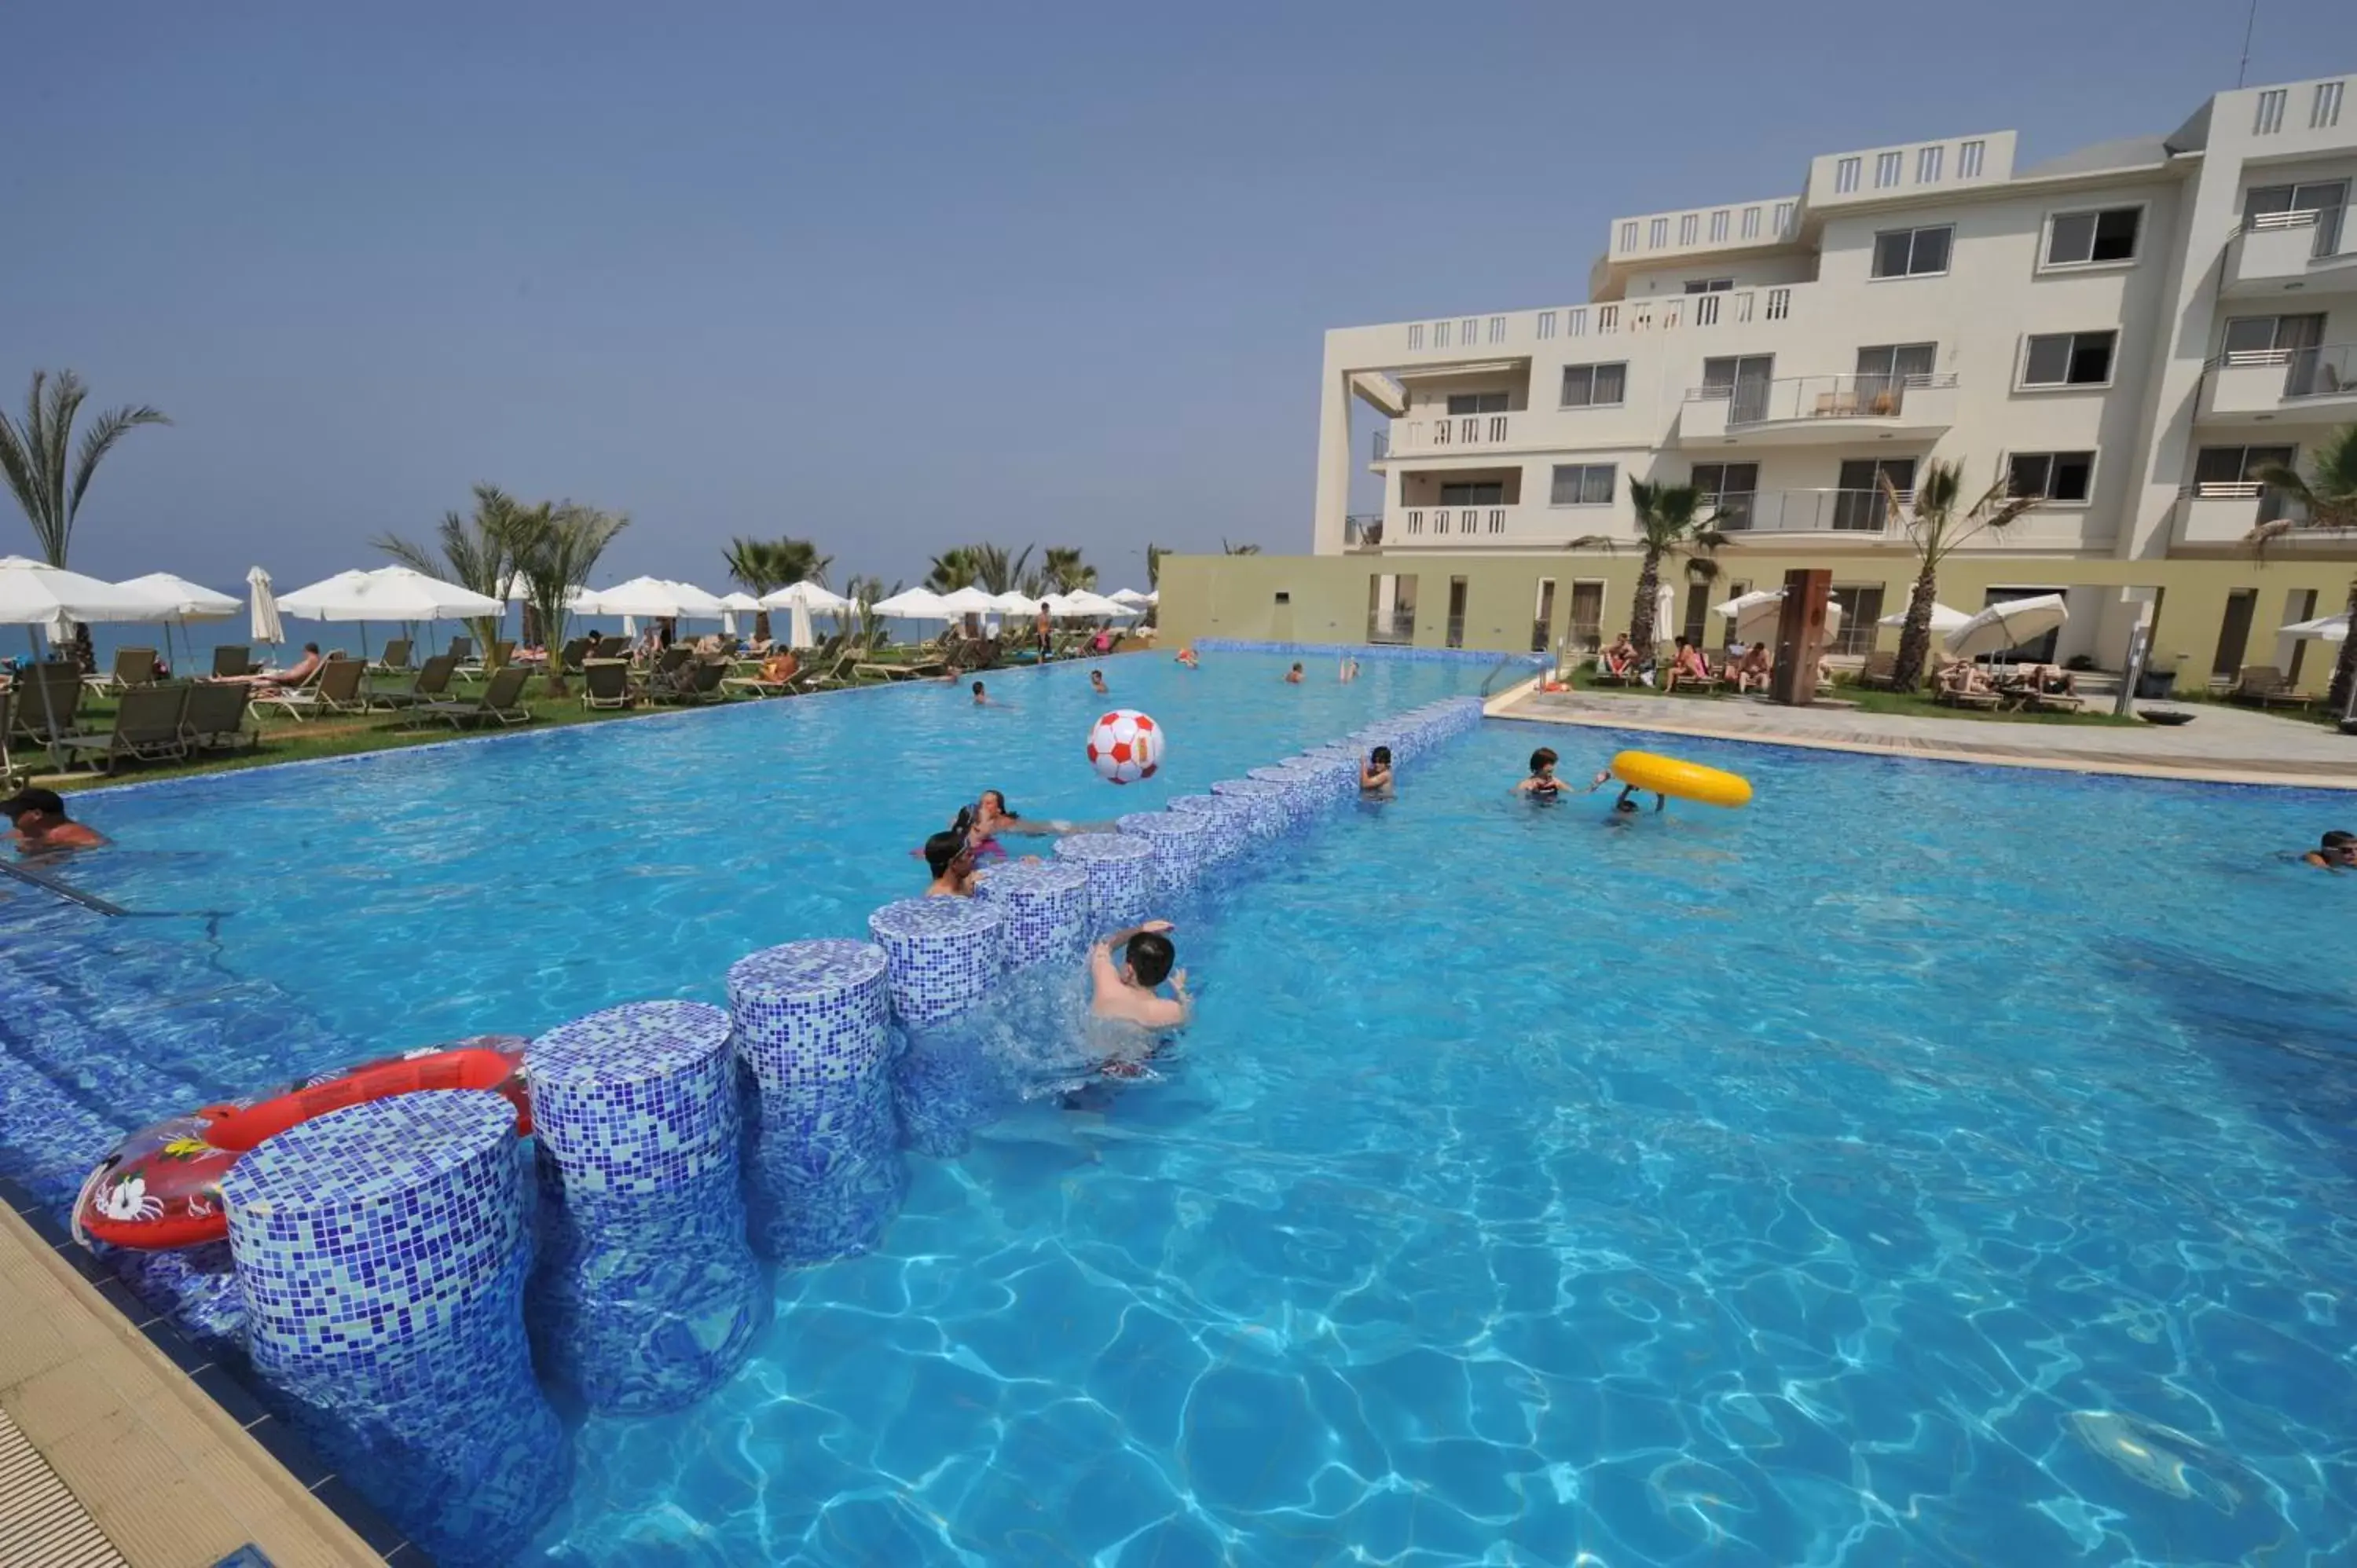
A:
[1161, 550, 2357, 694]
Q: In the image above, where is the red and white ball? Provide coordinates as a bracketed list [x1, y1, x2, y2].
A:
[1085, 708, 1162, 785]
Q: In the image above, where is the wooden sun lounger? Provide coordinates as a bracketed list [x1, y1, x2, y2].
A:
[55, 685, 190, 774]
[410, 665, 533, 728]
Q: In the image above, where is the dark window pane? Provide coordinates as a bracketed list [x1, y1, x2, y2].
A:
[1692, 463, 1725, 494]
[2008, 453, 2052, 496]
[1582, 466, 1615, 505]
[2024, 334, 2071, 384]
[2223, 317, 2279, 357]
[2066, 332, 2114, 383]
[2047, 211, 2095, 265]
[2194, 447, 2247, 486]
[1448, 394, 1476, 416]
[1837, 459, 1879, 490]
[1873, 230, 1912, 277]
[1561, 367, 1591, 406]
[2091, 208, 2139, 260]
[1910, 226, 1952, 273]
[2050, 452, 2094, 500]
[1593, 363, 1626, 405]
[1550, 467, 1580, 504]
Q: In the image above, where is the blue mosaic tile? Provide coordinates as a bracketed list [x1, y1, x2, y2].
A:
[1051, 833, 1158, 933]
[222, 1092, 563, 1567]
[1163, 795, 1253, 861]
[525, 1001, 760, 1413]
[727, 940, 907, 1264]
[1116, 810, 1215, 892]
[867, 898, 1010, 1026]
[1208, 778, 1293, 840]
[973, 859, 1092, 968]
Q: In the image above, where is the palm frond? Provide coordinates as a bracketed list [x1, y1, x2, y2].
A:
[1562, 534, 1619, 553]
[373, 531, 442, 577]
[64, 404, 168, 539]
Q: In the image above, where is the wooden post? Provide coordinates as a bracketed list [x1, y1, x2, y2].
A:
[1768, 568, 1832, 705]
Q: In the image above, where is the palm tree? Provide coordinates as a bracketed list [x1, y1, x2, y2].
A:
[1041, 547, 1095, 593]
[2256, 423, 2357, 713]
[510, 503, 628, 694]
[724, 536, 831, 639]
[1882, 461, 2036, 691]
[1569, 478, 1726, 650]
[966, 543, 1033, 595]
[1145, 543, 1167, 589]
[0, 369, 170, 668]
[925, 548, 980, 593]
[1221, 539, 1263, 555]
[844, 574, 898, 650]
[376, 484, 523, 660]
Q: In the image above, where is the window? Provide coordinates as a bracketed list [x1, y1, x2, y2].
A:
[1648, 218, 1669, 248]
[1434, 320, 1450, 348]
[2045, 207, 2141, 266]
[1678, 214, 1698, 245]
[1619, 221, 1640, 251]
[1835, 458, 1915, 530]
[2006, 451, 2095, 503]
[1460, 317, 1478, 345]
[1550, 464, 1616, 505]
[1874, 150, 1902, 189]
[1560, 362, 1627, 408]
[1826, 585, 1886, 655]
[1691, 462, 1760, 530]
[1446, 391, 1508, 415]
[1855, 342, 1938, 390]
[1531, 578, 1556, 653]
[2020, 330, 2117, 387]
[1709, 210, 1729, 243]
[2245, 181, 2348, 258]
[1772, 201, 1794, 233]
[1959, 139, 1985, 178]
[1835, 156, 1862, 194]
[1446, 577, 1468, 648]
[2315, 80, 2345, 130]
[2253, 88, 2287, 136]
[1406, 324, 1424, 350]
[1871, 225, 1952, 278]
[1535, 310, 1556, 340]
[1740, 206, 1761, 239]
[1702, 354, 1773, 422]
[1568, 581, 1605, 651]
[2214, 588, 2259, 678]
[1917, 145, 1944, 183]
[2194, 444, 2297, 522]
[1682, 277, 1732, 293]
[1487, 315, 1506, 344]
[1439, 481, 1505, 505]
[2223, 313, 2325, 362]
[1681, 583, 1711, 646]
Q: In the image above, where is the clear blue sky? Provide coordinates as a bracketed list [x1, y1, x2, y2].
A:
[1, 1, 2341, 593]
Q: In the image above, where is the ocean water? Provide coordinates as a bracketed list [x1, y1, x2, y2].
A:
[5, 657, 2355, 1564]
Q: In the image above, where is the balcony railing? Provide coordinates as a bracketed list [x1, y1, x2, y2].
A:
[1398, 506, 1513, 539]
[1709, 487, 1915, 535]
[1367, 610, 1416, 645]
[1400, 284, 1800, 355]
[1380, 413, 1513, 457]
[1343, 515, 1384, 550]
[1692, 372, 1956, 427]
[2283, 343, 2357, 399]
[2247, 204, 2351, 260]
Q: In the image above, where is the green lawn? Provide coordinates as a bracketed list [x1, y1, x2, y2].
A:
[1560, 675, 2146, 727]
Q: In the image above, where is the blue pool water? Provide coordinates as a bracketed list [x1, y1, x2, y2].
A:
[5, 654, 2356, 1564]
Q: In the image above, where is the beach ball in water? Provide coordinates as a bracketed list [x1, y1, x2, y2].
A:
[1086, 709, 1162, 784]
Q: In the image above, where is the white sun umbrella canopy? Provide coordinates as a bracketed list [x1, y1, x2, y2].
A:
[2280, 611, 2349, 641]
[717, 591, 761, 636]
[247, 566, 284, 646]
[760, 581, 852, 614]
[933, 586, 1000, 617]
[1945, 594, 2069, 661]
[277, 566, 503, 622]
[871, 588, 953, 619]
[0, 556, 172, 628]
[1056, 589, 1134, 619]
[117, 572, 240, 679]
[1714, 588, 1843, 648]
[1108, 588, 1153, 609]
[1877, 601, 1974, 633]
[576, 577, 722, 621]
[988, 590, 1041, 615]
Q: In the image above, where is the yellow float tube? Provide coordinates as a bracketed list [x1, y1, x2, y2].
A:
[1611, 749, 1752, 809]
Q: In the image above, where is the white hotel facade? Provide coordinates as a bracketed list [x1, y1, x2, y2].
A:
[1272, 72, 2357, 674]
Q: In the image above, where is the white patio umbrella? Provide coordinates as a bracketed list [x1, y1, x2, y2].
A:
[2279, 611, 2349, 641]
[760, 581, 852, 614]
[577, 577, 721, 621]
[1057, 589, 1134, 619]
[247, 566, 284, 647]
[1945, 594, 2069, 662]
[1108, 588, 1153, 609]
[988, 590, 1042, 616]
[1714, 588, 1844, 648]
[117, 572, 240, 679]
[0, 557, 186, 760]
[1651, 581, 1678, 647]
[718, 591, 761, 637]
[1877, 601, 1974, 632]
[873, 588, 953, 619]
[277, 566, 504, 667]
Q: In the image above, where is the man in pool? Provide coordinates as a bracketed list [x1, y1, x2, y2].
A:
[2, 789, 106, 852]
[1090, 669, 1110, 696]
[1285, 662, 1304, 684]
[922, 829, 978, 897]
[1091, 918, 1190, 1031]
[2302, 830, 2357, 870]
[970, 680, 1003, 708]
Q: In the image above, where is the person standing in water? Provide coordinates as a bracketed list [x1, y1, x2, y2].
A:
[1090, 669, 1110, 696]
[1091, 920, 1190, 1031]
[1359, 746, 1394, 797]
[1514, 747, 1562, 802]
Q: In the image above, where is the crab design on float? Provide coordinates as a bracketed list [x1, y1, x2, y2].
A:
[72, 1036, 533, 1251]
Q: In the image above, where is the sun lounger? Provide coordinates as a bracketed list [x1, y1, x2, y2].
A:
[367, 654, 460, 711]
[652, 659, 727, 705]
[2227, 665, 2311, 709]
[181, 681, 259, 754]
[85, 647, 159, 696]
[410, 665, 533, 729]
[0, 692, 19, 788]
[1856, 650, 1901, 691]
[369, 638, 415, 674]
[249, 658, 368, 721]
[55, 684, 191, 774]
[211, 644, 256, 680]
[581, 659, 635, 710]
[556, 637, 592, 675]
[8, 665, 86, 755]
[445, 636, 473, 663]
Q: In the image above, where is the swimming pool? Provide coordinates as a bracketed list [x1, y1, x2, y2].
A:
[6, 657, 2355, 1564]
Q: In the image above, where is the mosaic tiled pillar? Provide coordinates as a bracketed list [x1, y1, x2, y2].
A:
[224, 1092, 560, 1566]
[1053, 833, 1160, 933]
[975, 859, 1092, 967]
[1209, 777, 1292, 841]
[1164, 794, 1252, 862]
[1117, 810, 1215, 892]
[1287, 750, 1358, 804]
[871, 898, 1010, 1158]
[1248, 765, 1320, 824]
[525, 1000, 760, 1414]
[728, 940, 907, 1264]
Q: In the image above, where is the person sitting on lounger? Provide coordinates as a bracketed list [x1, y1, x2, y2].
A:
[1601, 633, 1637, 678]
[1662, 637, 1713, 692]
[2302, 830, 2357, 870]
[924, 829, 979, 897]
[1087, 625, 1116, 655]
[761, 650, 799, 686]
[1731, 640, 1772, 694]
[1937, 658, 1994, 698]
[2, 788, 106, 852]
[240, 643, 323, 693]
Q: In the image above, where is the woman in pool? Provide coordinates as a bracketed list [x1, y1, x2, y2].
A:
[1514, 747, 1562, 802]
[971, 789, 1109, 845]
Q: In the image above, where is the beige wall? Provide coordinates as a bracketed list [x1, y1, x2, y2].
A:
[1162, 550, 2357, 694]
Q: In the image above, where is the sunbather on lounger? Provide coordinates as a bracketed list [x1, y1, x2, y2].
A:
[1662, 637, 1713, 691]
[1600, 633, 1637, 677]
[225, 643, 323, 692]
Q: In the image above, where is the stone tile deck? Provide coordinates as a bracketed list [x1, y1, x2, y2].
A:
[1495, 687, 2357, 789]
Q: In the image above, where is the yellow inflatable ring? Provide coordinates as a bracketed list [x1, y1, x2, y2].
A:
[1610, 749, 1752, 809]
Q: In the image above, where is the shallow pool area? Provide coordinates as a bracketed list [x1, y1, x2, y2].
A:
[5, 654, 2356, 1565]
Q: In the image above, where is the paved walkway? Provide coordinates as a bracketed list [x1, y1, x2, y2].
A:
[1494, 686, 2357, 789]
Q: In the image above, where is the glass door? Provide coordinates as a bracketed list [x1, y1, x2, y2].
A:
[1703, 355, 1774, 423]
[1835, 458, 1915, 530]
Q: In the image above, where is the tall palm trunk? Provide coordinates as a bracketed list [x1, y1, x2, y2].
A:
[1631, 548, 1664, 649]
[1893, 565, 1944, 692]
[2332, 571, 2357, 716]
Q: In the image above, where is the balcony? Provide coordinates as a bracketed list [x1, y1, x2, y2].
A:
[1676, 374, 1959, 447]
[2223, 210, 2357, 299]
[2172, 484, 2300, 546]
[2198, 343, 2357, 423]
[1710, 487, 1910, 537]
[1394, 505, 1520, 542]
[1376, 412, 1516, 460]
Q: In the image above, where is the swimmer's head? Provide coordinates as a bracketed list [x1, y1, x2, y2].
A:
[1370, 746, 1391, 766]
[1125, 930, 1176, 987]
[979, 789, 1019, 822]
[924, 830, 971, 878]
[2325, 830, 2355, 851]
[1614, 797, 1638, 814]
[1529, 747, 1559, 776]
